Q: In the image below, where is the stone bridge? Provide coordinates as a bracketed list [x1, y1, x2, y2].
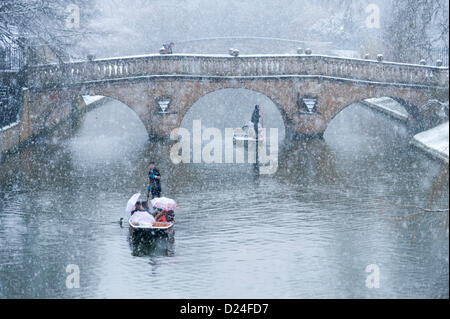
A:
[22, 54, 449, 140]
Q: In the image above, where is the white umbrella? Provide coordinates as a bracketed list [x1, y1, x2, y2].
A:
[125, 193, 141, 218]
[151, 197, 178, 211]
[129, 210, 156, 227]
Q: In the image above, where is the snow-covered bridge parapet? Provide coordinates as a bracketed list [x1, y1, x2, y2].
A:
[26, 54, 449, 90]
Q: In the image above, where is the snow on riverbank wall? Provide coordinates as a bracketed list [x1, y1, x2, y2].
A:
[0, 95, 107, 158]
[361, 97, 449, 163]
[361, 97, 409, 123]
[411, 122, 449, 164]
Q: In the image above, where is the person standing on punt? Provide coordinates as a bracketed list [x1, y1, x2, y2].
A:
[147, 161, 162, 200]
[251, 105, 261, 172]
[251, 104, 260, 138]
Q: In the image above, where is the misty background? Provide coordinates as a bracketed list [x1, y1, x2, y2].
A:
[2, 0, 448, 64]
[81, 0, 448, 61]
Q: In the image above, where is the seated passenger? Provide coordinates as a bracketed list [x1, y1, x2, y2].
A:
[141, 201, 151, 213]
[166, 210, 175, 223]
[130, 201, 156, 224]
[130, 201, 144, 216]
[154, 208, 175, 223]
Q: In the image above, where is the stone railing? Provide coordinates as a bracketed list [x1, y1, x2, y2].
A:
[26, 54, 449, 89]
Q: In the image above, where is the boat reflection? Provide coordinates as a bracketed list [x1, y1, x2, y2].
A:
[127, 229, 175, 257]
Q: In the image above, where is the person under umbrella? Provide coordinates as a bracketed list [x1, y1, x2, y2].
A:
[151, 197, 178, 223]
[126, 193, 141, 218]
[129, 201, 156, 225]
[124, 193, 155, 226]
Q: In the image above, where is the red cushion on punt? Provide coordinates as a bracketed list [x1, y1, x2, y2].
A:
[152, 222, 171, 228]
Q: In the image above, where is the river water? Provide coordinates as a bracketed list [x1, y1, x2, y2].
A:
[0, 96, 448, 298]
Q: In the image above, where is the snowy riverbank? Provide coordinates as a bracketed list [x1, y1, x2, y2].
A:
[1, 95, 108, 157]
[362, 97, 409, 123]
[411, 122, 449, 163]
[362, 97, 448, 164]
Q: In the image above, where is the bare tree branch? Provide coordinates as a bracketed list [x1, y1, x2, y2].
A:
[1, 0, 97, 64]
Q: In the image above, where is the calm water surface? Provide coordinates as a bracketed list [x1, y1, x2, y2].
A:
[0, 98, 448, 298]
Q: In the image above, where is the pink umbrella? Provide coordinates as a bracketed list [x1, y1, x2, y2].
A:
[151, 197, 178, 211]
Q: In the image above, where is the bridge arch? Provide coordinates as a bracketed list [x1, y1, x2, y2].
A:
[78, 78, 437, 139]
[68, 94, 148, 163]
[309, 80, 432, 134]
[326, 95, 420, 126]
[179, 87, 287, 140]
[74, 94, 148, 136]
[76, 83, 154, 135]
[143, 78, 298, 138]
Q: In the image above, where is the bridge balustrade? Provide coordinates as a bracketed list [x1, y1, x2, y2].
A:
[26, 55, 448, 90]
